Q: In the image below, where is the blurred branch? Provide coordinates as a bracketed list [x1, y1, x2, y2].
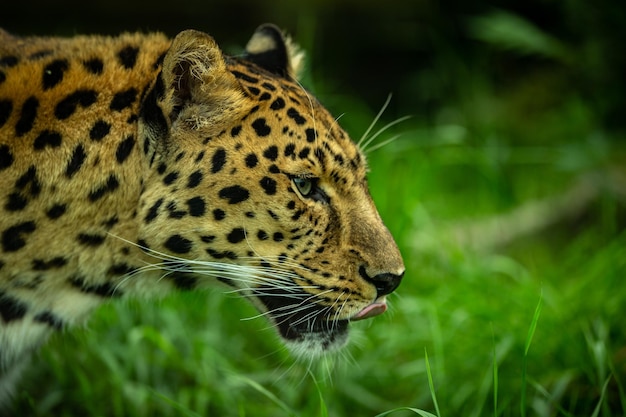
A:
[413, 168, 626, 252]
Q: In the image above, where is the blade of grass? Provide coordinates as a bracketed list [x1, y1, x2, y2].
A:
[521, 291, 543, 417]
[233, 375, 297, 417]
[425, 348, 442, 417]
[308, 370, 329, 417]
[152, 390, 203, 417]
[590, 376, 612, 417]
[492, 325, 498, 417]
[375, 407, 438, 417]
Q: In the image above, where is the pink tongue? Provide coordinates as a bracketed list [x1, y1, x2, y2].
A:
[352, 303, 387, 321]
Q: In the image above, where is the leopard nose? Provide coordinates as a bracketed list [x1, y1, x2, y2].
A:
[359, 266, 404, 297]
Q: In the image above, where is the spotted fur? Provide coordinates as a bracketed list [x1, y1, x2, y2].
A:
[0, 24, 404, 401]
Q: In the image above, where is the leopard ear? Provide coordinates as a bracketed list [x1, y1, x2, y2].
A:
[160, 29, 247, 127]
[244, 24, 305, 79]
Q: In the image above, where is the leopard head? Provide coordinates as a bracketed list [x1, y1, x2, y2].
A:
[137, 25, 405, 356]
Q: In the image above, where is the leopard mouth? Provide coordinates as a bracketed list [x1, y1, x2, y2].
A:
[255, 288, 348, 342]
[254, 288, 387, 354]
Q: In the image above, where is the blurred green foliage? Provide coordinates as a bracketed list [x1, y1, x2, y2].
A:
[3, 0, 626, 416]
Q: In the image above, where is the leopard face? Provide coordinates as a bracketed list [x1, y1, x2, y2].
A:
[136, 26, 405, 354]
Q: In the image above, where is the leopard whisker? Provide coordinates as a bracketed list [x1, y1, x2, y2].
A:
[358, 93, 393, 147]
[360, 115, 412, 153]
[362, 133, 402, 154]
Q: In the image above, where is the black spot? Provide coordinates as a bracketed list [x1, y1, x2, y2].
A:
[164, 234, 192, 254]
[263, 146, 278, 161]
[88, 175, 119, 202]
[46, 203, 67, 219]
[77, 233, 106, 246]
[0, 71, 4, 85]
[305, 128, 317, 143]
[245, 211, 255, 218]
[269, 165, 280, 174]
[260, 177, 277, 195]
[231, 125, 242, 137]
[34, 311, 63, 330]
[0, 293, 27, 323]
[200, 235, 215, 243]
[83, 58, 104, 74]
[267, 210, 280, 220]
[108, 263, 137, 275]
[163, 172, 179, 185]
[298, 148, 311, 159]
[14, 166, 41, 198]
[32, 257, 67, 270]
[247, 105, 260, 116]
[211, 148, 227, 173]
[188, 170, 203, 188]
[0, 100, 12, 128]
[145, 198, 163, 223]
[157, 163, 167, 174]
[227, 228, 246, 244]
[284, 143, 296, 157]
[70, 276, 120, 297]
[116, 135, 135, 163]
[259, 92, 271, 101]
[16, 96, 39, 136]
[287, 201, 296, 210]
[5, 165, 41, 211]
[166, 201, 185, 219]
[5, 193, 27, 211]
[110, 88, 138, 111]
[42, 59, 69, 90]
[118, 46, 140, 69]
[213, 208, 226, 221]
[287, 108, 306, 125]
[65, 144, 86, 178]
[219, 185, 250, 204]
[273, 232, 285, 242]
[206, 249, 237, 260]
[34, 130, 62, 150]
[248, 86, 260, 95]
[0, 56, 18, 67]
[2, 221, 36, 252]
[0, 145, 13, 170]
[245, 153, 258, 168]
[231, 70, 258, 83]
[257, 230, 269, 241]
[270, 97, 285, 110]
[187, 197, 206, 217]
[262, 82, 276, 91]
[171, 273, 197, 290]
[90, 120, 111, 141]
[314, 148, 327, 168]
[195, 151, 205, 163]
[251, 118, 271, 137]
[55, 90, 98, 120]
[102, 215, 119, 229]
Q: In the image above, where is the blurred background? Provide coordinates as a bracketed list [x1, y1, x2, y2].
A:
[3, 1, 625, 416]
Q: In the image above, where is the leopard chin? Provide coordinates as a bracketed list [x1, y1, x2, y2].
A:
[254, 289, 389, 357]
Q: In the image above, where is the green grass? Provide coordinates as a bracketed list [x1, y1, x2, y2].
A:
[9, 7, 626, 415]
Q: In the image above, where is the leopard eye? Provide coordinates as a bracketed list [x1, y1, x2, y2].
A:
[293, 177, 313, 197]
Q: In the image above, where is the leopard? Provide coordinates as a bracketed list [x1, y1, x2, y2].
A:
[0, 23, 405, 402]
